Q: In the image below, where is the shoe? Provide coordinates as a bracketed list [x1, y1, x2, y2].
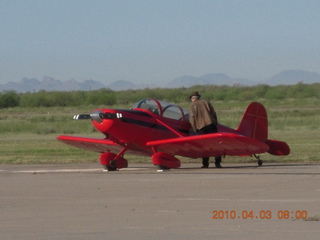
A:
[201, 165, 209, 168]
[215, 162, 222, 168]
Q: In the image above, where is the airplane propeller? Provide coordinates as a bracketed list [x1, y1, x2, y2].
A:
[73, 111, 123, 123]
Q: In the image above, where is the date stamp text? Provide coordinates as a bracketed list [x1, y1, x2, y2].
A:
[212, 210, 308, 220]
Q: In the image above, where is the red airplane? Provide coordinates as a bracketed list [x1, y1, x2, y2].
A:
[57, 99, 290, 171]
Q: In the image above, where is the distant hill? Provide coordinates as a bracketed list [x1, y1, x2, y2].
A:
[167, 70, 320, 88]
[0, 77, 159, 93]
[1, 70, 320, 92]
[0, 77, 106, 93]
[265, 70, 320, 85]
[165, 73, 253, 88]
[107, 80, 156, 91]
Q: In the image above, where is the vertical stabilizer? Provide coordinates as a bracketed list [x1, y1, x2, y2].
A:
[237, 102, 268, 141]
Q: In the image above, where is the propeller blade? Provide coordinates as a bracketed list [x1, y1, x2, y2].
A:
[73, 111, 105, 123]
[73, 114, 91, 120]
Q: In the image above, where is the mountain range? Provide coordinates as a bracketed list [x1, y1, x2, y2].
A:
[1, 70, 320, 93]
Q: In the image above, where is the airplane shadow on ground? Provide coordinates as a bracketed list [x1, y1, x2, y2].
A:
[159, 163, 320, 175]
[178, 163, 318, 170]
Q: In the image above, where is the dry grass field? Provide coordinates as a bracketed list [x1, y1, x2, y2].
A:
[0, 99, 319, 165]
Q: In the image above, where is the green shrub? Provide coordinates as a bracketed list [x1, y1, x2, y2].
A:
[2, 82, 320, 108]
[0, 90, 20, 108]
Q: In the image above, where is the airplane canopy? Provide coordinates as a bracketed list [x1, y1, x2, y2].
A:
[132, 99, 189, 121]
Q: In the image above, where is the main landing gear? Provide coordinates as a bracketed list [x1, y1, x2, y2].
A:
[152, 152, 181, 171]
[99, 151, 128, 171]
[99, 150, 181, 172]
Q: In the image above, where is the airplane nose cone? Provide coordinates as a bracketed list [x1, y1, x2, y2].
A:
[90, 111, 103, 123]
[91, 109, 117, 134]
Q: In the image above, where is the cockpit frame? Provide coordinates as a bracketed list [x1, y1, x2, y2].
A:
[132, 99, 189, 121]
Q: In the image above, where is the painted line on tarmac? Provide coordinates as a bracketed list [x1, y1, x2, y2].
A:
[179, 198, 320, 203]
[0, 169, 101, 174]
[0, 167, 149, 174]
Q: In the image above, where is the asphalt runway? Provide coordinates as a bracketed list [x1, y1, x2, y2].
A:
[1, 163, 319, 240]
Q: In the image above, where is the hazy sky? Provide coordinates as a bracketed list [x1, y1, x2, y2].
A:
[1, 0, 319, 86]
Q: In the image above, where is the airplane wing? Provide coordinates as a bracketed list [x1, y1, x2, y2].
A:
[146, 133, 270, 158]
[57, 135, 123, 153]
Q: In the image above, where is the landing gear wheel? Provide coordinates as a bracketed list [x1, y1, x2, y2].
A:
[157, 165, 171, 171]
[106, 160, 117, 171]
[152, 152, 180, 171]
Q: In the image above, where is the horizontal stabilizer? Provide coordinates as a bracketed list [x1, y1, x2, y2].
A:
[265, 140, 290, 156]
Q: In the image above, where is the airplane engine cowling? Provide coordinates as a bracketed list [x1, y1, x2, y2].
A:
[152, 152, 180, 169]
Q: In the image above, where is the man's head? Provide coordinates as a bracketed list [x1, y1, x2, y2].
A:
[189, 91, 201, 102]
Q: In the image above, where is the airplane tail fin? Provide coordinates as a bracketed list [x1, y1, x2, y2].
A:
[237, 102, 290, 156]
[237, 102, 268, 141]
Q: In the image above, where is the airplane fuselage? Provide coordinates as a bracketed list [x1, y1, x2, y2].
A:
[91, 108, 191, 156]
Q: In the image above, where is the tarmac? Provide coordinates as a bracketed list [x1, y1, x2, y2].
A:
[0, 163, 319, 240]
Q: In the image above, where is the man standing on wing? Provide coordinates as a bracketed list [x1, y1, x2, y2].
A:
[189, 91, 222, 168]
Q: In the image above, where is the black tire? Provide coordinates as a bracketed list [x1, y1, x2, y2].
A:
[106, 160, 117, 171]
[157, 165, 170, 170]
